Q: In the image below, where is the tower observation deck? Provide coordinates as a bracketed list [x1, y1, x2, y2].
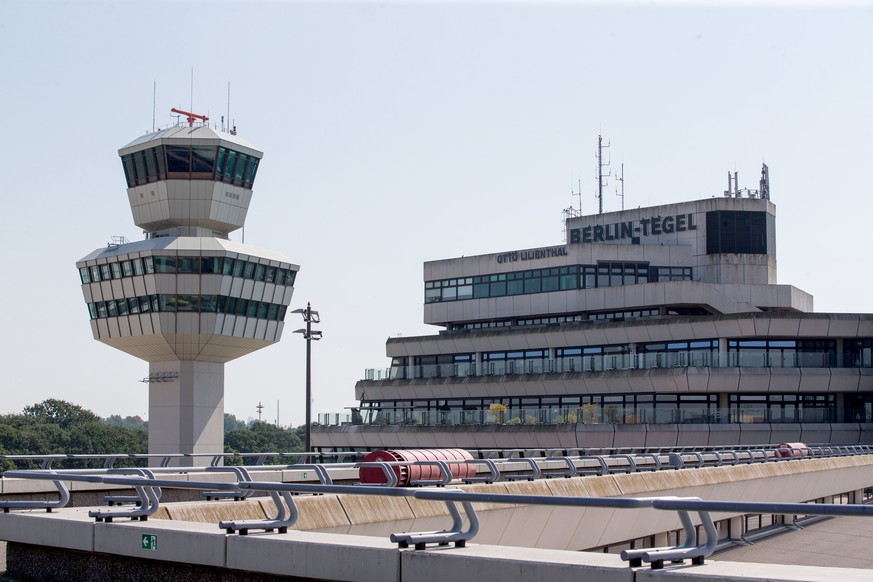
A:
[76, 113, 299, 464]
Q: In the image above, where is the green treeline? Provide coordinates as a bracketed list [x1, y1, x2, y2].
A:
[0, 399, 304, 469]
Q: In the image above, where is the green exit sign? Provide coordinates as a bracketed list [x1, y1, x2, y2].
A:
[141, 533, 158, 551]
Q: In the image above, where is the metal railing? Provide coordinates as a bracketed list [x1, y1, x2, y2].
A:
[332, 404, 835, 427]
[3, 465, 873, 570]
[365, 348, 847, 381]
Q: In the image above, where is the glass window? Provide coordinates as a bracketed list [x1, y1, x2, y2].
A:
[107, 300, 118, 317]
[268, 304, 279, 320]
[255, 264, 266, 281]
[133, 151, 146, 185]
[201, 257, 219, 274]
[111, 262, 122, 279]
[457, 285, 473, 300]
[159, 295, 176, 311]
[244, 157, 259, 188]
[132, 258, 144, 276]
[277, 268, 288, 285]
[191, 146, 216, 174]
[200, 295, 217, 312]
[129, 297, 140, 314]
[154, 146, 166, 179]
[243, 261, 256, 279]
[235, 154, 248, 183]
[247, 300, 258, 317]
[139, 296, 152, 313]
[154, 256, 176, 273]
[442, 287, 457, 301]
[232, 259, 245, 277]
[178, 257, 199, 273]
[425, 288, 441, 303]
[121, 260, 133, 277]
[257, 302, 268, 318]
[90, 265, 101, 282]
[223, 150, 238, 181]
[236, 298, 249, 316]
[265, 266, 277, 283]
[542, 275, 558, 292]
[144, 147, 157, 180]
[490, 281, 506, 296]
[176, 295, 198, 312]
[225, 296, 238, 314]
[507, 280, 524, 295]
[524, 278, 541, 294]
[279, 305, 287, 320]
[79, 267, 91, 284]
[96, 302, 108, 318]
[122, 156, 135, 187]
[143, 256, 155, 274]
[87, 303, 98, 319]
[222, 257, 235, 275]
[165, 146, 190, 173]
[117, 298, 129, 316]
[286, 270, 296, 286]
[99, 264, 111, 280]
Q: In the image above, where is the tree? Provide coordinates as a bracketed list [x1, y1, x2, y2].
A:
[224, 412, 247, 433]
[23, 399, 100, 429]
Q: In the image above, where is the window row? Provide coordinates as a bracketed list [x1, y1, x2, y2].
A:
[356, 392, 837, 426]
[450, 307, 710, 332]
[383, 337, 873, 380]
[425, 263, 693, 303]
[122, 145, 260, 189]
[87, 294, 288, 321]
[79, 256, 296, 287]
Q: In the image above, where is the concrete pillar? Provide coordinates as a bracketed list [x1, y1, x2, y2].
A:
[148, 360, 225, 466]
[728, 516, 744, 540]
[653, 531, 670, 548]
[852, 489, 866, 504]
[718, 338, 728, 368]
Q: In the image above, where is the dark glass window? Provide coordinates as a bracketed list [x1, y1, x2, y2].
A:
[79, 267, 91, 284]
[111, 262, 122, 279]
[177, 257, 200, 273]
[90, 265, 101, 282]
[154, 256, 176, 273]
[132, 258, 144, 276]
[706, 210, 768, 254]
[100, 264, 112, 280]
[191, 146, 216, 174]
[165, 146, 191, 173]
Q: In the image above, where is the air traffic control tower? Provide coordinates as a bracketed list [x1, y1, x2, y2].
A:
[76, 110, 299, 463]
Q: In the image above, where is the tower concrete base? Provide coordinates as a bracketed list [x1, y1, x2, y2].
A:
[148, 361, 225, 466]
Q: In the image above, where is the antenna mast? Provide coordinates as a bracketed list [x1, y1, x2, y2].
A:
[616, 161, 625, 210]
[596, 134, 610, 214]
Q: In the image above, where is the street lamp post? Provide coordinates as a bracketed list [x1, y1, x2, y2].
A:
[292, 302, 321, 455]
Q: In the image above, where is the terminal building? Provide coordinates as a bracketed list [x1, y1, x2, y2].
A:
[314, 166, 873, 451]
[76, 111, 299, 461]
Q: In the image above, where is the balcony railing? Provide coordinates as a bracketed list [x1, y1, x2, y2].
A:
[365, 349, 842, 382]
[318, 405, 834, 427]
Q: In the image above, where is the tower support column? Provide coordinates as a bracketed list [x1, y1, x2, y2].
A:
[148, 361, 225, 466]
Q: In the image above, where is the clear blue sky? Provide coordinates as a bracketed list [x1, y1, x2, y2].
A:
[1, 1, 871, 427]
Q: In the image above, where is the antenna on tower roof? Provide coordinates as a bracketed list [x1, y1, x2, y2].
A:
[615, 160, 625, 210]
[596, 134, 610, 214]
[152, 80, 156, 133]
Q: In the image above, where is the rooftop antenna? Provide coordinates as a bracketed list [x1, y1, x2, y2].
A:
[760, 163, 770, 199]
[615, 161, 625, 210]
[596, 134, 610, 214]
[152, 80, 156, 133]
[256, 401, 264, 422]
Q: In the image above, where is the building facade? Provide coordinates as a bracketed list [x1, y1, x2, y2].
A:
[314, 170, 873, 451]
[77, 118, 299, 462]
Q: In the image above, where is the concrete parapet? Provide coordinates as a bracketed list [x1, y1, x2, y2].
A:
[94, 518, 226, 567]
[0, 509, 94, 552]
[401, 544, 632, 582]
[636, 560, 873, 581]
[226, 530, 400, 582]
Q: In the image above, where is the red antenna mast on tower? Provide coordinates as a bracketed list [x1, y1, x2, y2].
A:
[170, 107, 209, 127]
